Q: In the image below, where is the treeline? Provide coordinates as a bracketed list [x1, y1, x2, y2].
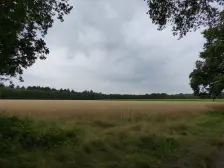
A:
[0, 84, 217, 100]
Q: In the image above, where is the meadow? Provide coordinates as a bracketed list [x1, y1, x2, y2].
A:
[0, 100, 224, 168]
[111, 99, 224, 102]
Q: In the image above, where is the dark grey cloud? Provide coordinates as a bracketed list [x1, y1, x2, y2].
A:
[18, 0, 205, 94]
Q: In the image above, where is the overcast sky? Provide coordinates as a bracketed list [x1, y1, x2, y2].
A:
[19, 0, 205, 94]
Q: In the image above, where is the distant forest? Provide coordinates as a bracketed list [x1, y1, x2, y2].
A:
[0, 83, 223, 100]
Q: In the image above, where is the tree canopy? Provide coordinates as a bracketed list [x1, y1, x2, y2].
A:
[189, 11, 224, 99]
[145, 0, 224, 99]
[145, 0, 224, 38]
[0, 0, 73, 81]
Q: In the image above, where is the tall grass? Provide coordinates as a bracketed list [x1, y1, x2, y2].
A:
[0, 107, 224, 168]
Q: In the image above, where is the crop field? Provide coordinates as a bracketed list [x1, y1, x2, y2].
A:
[0, 100, 224, 168]
[0, 100, 223, 119]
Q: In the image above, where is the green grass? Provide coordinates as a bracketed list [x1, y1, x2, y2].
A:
[1, 110, 224, 168]
[108, 99, 224, 102]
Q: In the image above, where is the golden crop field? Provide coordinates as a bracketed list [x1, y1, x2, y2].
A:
[0, 100, 223, 120]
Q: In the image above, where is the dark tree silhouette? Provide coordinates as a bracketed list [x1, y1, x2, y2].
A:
[0, 0, 73, 81]
[145, 0, 223, 38]
[190, 11, 224, 100]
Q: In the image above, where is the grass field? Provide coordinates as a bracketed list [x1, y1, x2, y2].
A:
[0, 100, 224, 168]
[109, 99, 224, 102]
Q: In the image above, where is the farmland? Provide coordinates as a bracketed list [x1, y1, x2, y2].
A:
[0, 100, 224, 168]
[109, 99, 224, 102]
[0, 99, 223, 114]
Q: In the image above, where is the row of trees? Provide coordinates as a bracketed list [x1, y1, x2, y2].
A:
[0, 84, 219, 100]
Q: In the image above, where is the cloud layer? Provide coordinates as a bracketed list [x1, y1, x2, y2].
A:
[19, 0, 205, 94]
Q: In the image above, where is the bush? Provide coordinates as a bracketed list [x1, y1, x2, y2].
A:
[0, 113, 79, 156]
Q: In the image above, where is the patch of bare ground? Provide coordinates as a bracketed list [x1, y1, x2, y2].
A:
[209, 143, 224, 168]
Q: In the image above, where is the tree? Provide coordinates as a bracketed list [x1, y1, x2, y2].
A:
[189, 11, 224, 100]
[9, 81, 15, 89]
[145, 0, 224, 38]
[145, 0, 224, 100]
[0, 0, 73, 81]
[0, 83, 4, 88]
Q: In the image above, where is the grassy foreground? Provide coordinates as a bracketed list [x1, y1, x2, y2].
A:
[1, 109, 224, 168]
